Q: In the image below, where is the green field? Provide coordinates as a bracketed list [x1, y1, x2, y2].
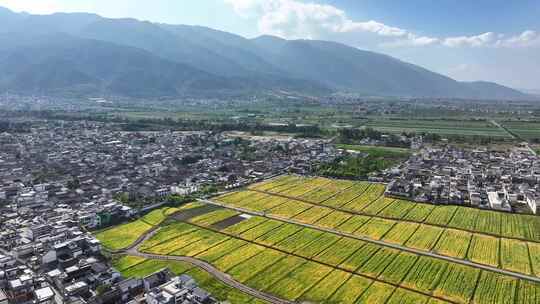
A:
[500, 120, 540, 141]
[95, 206, 178, 250]
[364, 119, 511, 138]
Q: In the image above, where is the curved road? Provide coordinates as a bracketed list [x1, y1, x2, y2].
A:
[198, 198, 540, 284]
[118, 225, 294, 304]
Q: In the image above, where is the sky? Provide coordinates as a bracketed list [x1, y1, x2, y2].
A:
[1, 0, 539, 90]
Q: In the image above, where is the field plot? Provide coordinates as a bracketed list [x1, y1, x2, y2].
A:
[188, 209, 239, 227]
[402, 204, 435, 222]
[322, 182, 370, 208]
[216, 190, 258, 205]
[405, 225, 444, 251]
[467, 234, 500, 267]
[227, 249, 286, 283]
[387, 288, 429, 304]
[239, 195, 291, 212]
[170, 233, 228, 257]
[360, 196, 396, 215]
[279, 177, 331, 197]
[143, 230, 208, 255]
[355, 281, 395, 304]
[353, 217, 396, 240]
[339, 243, 380, 272]
[402, 256, 449, 294]
[356, 247, 400, 278]
[474, 210, 502, 235]
[274, 228, 323, 253]
[114, 255, 146, 271]
[517, 280, 540, 303]
[194, 238, 247, 263]
[423, 206, 457, 226]
[239, 220, 283, 241]
[447, 207, 478, 230]
[299, 179, 354, 203]
[248, 175, 301, 192]
[500, 213, 528, 240]
[378, 251, 418, 284]
[266, 200, 313, 218]
[267, 262, 333, 300]
[364, 119, 510, 137]
[246, 255, 307, 291]
[313, 237, 364, 266]
[382, 222, 419, 245]
[222, 216, 267, 235]
[138, 222, 197, 251]
[500, 238, 532, 275]
[433, 263, 480, 303]
[296, 232, 341, 258]
[313, 210, 352, 228]
[254, 223, 303, 246]
[528, 242, 540, 277]
[326, 275, 372, 304]
[377, 199, 417, 219]
[141, 208, 171, 225]
[299, 269, 351, 303]
[336, 215, 371, 233]
[433, 229, 472, 259]
[341, 184, 385, 212]
[292, 206, 333, 224]
[472, 271, 517, 304]
[96, 220, 153, 250]
[213, 243, 265, 271]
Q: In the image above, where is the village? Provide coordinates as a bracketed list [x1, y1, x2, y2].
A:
[0, 121, 342, 304]
[384, 144, 540, 214]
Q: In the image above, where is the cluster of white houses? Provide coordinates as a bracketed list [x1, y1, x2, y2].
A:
[386, 145, 540, 214]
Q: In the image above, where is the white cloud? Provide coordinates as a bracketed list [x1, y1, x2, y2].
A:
[443, 32, 496, 47]
[224, 0, 538, 50]
[224, 0, 424, 43]
[496, 30, 540, 48]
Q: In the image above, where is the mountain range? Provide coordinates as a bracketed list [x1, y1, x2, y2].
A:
[0, 6, 530, 100]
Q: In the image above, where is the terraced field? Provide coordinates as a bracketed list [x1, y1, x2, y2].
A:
[103, 176, 540, 303]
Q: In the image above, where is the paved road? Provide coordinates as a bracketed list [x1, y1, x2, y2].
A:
[119, 223, 294, 304]
[199, 198, 540, 284]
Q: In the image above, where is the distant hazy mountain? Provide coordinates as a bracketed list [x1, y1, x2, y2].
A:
[0, 6, 530, 99]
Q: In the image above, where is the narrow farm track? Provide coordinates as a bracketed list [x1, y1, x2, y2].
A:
[199, 198, 540, 284]
[118, 223, 294, 304]
[490, 119, 518, 140]
[126, 251, 294, 304]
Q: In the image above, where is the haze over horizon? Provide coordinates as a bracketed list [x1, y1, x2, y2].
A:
[0, 0, 539, 91]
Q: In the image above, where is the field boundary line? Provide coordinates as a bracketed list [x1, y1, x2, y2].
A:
[316, 182, 356, 205]
[200, 198, 540, 284]
[468, 269, 483, 304]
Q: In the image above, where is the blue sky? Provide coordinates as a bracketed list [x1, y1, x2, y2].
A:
[1, 0, 539, 90]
